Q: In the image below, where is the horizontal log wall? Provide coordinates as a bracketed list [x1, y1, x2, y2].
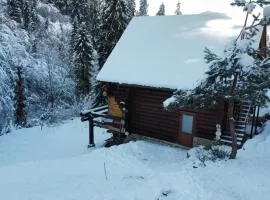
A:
[194, 108, 223, 140]
[129, 87, 179, 142]
[107, 85, 224, 144]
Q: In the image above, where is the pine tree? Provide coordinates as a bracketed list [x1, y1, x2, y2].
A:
[98, 0, 129, 68]
[175, 1, 182, 15]
[71, 0, 90, 22]
[54, 0, 66, 11]
[14, 66, 27, 127]
[70, 16, 78, 48]
[7, 0, 22, 23]
[156, 2, 165, 16]
[72, 22, 94, 99]
[87, 0, 100, 43]
[138, 0, 148, 16]
[94, 0, 129, 106]
[22, 1, 39, 32]
[22, 1, 31, 30]
[126, 0, 136, 21]
[30, 2, 40, 31]
[33, 0, 38, 9]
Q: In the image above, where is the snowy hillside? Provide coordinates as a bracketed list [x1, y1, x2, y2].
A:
[0, 119, 269, 200]
[0, 0, 74, 134]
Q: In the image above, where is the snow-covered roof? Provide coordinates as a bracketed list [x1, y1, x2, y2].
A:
[97, 12, 263, 90]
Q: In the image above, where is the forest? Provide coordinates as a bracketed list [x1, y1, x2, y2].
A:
[0, 0, 176, 134]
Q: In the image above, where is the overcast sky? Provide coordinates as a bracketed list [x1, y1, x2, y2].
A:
[134, 0, 269, 39]
[135, 0, 262, 25]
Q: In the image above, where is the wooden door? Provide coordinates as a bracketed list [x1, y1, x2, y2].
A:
[179, 112, 196, 147]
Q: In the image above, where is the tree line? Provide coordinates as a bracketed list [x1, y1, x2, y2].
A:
[6, 0, 182, 128]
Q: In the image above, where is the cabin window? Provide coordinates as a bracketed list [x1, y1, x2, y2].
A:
[181, 114, 194, 134]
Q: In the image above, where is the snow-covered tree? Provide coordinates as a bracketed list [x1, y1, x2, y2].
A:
[166, 2, 270, 159]
[7, 0, 22, 23]
[95, 0, 129, 106]
[72, 22, 94, 99]
[98, 0, 129, 68]
[175, 1, 182, 15]
[138, 0, 148, 16]
[156, 2, 165, 16]
[126, 0, 136, 21]
[0, 59, 14, 135]
[14, 66, 27, 127]
[21, 1, 39, 32]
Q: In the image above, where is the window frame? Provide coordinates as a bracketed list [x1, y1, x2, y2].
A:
[180, 112, 196, 135]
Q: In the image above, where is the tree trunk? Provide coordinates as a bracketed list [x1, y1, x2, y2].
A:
[228, 102, 237, 159]
[229, 74, 238, 159]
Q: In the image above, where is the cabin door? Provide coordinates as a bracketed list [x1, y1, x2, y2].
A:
[179, 113, 195, 147]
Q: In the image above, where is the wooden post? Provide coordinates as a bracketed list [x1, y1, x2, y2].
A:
[88, 117, 95, 148]
[255, 107, 260, 135]
[250, 106, 256, 138]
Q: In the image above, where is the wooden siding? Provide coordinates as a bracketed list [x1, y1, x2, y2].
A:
[193, 107, 223, 140]
[129, 88, 179, 143]
[107, 85, 225, 145]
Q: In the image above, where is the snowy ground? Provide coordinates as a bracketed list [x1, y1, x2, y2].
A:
[0, 118, 270, 200]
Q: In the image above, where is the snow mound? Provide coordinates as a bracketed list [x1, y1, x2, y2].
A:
[0, 119, 270, 199]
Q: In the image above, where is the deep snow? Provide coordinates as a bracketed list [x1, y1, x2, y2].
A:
[97, 12, 262, 90]
[0, 119, 270, 200]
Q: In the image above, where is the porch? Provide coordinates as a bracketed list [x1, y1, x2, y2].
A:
[80, 105, 126, 148]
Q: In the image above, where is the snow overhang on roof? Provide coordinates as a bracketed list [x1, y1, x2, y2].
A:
[97, 12, 264, 90]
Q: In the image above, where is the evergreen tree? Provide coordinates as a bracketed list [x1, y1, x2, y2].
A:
[22, 1, 31, 30]
[72, 22, 94, 99]
[70, 16, 78, 48]
[94, 0, 129, 106]
[30, 2, 40, 31]
[98, 0, 129, 68]
[71, 0, 90, 22]
[54, 0, 67, 11]
[33, 0, 38, 9]
[138, 0, 148, 16]
[44, 18, 50, 30]
[175, 1, 182, 15]
[126, 0, 136, 21]
[87, 0, 101, 43]
[156, 2, 165, 16]
[14, 66, 27, 127]
[7, 0, 22, 23]
[22, 1, 39, 32]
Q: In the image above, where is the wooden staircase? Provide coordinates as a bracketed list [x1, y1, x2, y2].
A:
[220, 101, 252, 148]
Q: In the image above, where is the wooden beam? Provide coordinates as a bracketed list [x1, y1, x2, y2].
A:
[255, 107, 260, 135]
[250, 106, 256, 138]
[88, 118, 95, 148]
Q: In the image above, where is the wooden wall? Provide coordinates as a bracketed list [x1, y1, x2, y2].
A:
[129, 87, 179, 143]
[192, 108, 223, 140]
[107, 85, 224, 145]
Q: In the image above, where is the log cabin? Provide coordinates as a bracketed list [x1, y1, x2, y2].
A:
[81, 12, 267, 148]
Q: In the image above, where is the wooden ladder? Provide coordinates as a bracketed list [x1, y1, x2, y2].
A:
[220, 101, 251, 148]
